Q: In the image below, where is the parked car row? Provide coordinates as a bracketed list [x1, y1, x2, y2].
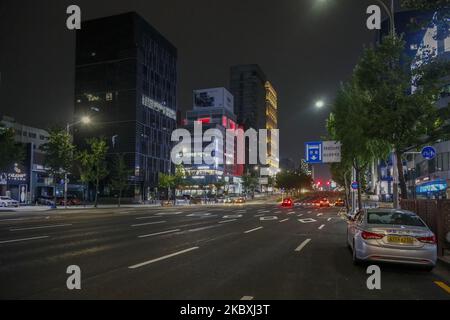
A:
[0, 196, 19, 207]
[36, 195, 82, 206]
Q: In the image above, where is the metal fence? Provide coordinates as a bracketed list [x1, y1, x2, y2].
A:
[400, 199, 450, 257]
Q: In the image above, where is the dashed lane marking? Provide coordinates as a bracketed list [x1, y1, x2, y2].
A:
[295, 238, 312, 252]
[0, 236, 49, 244]
[244, 227, 263, 234]
[131, 221, 166, 227]
[128, 247, 199, 269]
[241, 296, 254, 300]
[318, 224, 325, 230]
[138, 229, 180, 238]
[10, 224, 72, 232]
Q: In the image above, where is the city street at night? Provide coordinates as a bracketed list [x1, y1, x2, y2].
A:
[1, 201, 449, 300]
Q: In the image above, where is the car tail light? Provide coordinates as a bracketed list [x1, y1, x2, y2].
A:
[361, 230, 384, 240]
[417, 235, 436, 244]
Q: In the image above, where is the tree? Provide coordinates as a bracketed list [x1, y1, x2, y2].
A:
[330, 161, 352, 211]
[275, 170, 313, 196]
[173, 164, 187, 204]
[355, 35, 450, 200]
[158, 172, 175, 203]
[327, 80, 390, 210]
[241, 173, 258, 196]
[110, 154, 131, 207]
[0, 125, 25, 196]
[77, 138, 109, 208]
[40, 129, 75, 206]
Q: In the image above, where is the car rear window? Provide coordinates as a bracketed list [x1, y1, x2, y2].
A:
[367, 211, 425, 227]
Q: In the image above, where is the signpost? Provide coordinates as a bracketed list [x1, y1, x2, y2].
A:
[421, 146, 436, 161]
[351, 181, 359, 190]
[305, 141, 341, 164]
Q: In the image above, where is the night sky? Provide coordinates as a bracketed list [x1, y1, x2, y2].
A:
[0, 0, 378, 181]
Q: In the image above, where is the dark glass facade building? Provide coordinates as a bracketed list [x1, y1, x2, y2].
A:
[74, 12, 177, 201]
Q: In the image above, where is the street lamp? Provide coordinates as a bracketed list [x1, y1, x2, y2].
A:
[63, 109, 98, 209]
[315, 100, 325, 109]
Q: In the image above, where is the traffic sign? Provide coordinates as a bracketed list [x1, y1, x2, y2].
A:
[305, 142, 322, 163]
[305, 141, 341, 164]
[421, 146, 436, 160]
[351, 181, 359, 190]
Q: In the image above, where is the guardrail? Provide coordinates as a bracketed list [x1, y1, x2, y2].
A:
[400, 199, 450, 258]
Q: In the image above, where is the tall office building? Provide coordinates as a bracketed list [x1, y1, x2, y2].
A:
[74, 12, 177, 201]
[230, 64, 279, 176]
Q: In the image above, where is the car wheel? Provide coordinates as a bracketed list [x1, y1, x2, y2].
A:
[352, 240, 361, 265]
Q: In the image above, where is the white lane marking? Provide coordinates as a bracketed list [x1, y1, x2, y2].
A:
[298, 218, 316, 223]
[244, 227, 263, 234]
[241, 296, 254, 300]
[138, 229, 180, 238]
[187, 213, 212, 217]
[219, 219, 237, 224]
[307, 211, 312, 214]
[128, 247, 199, 269]
[317, 213, 323, 217]
[131, 221, 166, 227]
[223, 214, 243, 219]
[257, 210, 271, 213]
[295, 238, 312, 252]
[260, 216, 278, 221]
[236, 210, 246, 213]
[0, 236, 49, 244]
[274, 211, 282, 214]
[318, 224, 325, 230]
[288, 211, 295, 215]
[10, 224, 72, 231]
[135, 216, 159, 220]
[279, 218, 289, 223]
[327, 218, 332, 222]
[156, 212, 182, 216]
[254, 214, 265, 217]
[297, 214, 304, 217]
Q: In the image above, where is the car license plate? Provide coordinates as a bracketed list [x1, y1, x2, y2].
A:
[387, 235, 414, 244]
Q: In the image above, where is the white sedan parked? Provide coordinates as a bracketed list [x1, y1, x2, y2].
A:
[0, 196, 19, 207]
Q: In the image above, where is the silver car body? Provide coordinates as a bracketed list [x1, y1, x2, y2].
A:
[347, 209, 437, 267]
[0, 196, 19, 207]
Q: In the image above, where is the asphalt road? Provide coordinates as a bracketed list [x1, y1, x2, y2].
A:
[0, 203, 449, 300]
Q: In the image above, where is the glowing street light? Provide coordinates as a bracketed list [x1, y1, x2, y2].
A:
[81, 116, 91, 124]
[315, 100, 325, 109]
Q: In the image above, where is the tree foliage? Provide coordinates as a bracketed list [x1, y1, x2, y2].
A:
[77, 138, 109, 208]
[110, 154, 131, 207]
[0, 125, 24, 172]
[40, 128, 75, 204]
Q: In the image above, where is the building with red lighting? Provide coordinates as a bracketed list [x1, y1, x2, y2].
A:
[181, 88, 244, 195]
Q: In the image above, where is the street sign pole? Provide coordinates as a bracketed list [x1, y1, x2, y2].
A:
[352, 168, 357, 214]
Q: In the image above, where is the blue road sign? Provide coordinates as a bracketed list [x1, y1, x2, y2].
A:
[305, 142, 322, 164]
[351, 181, 359, 190]
[421, 146, 436, 160]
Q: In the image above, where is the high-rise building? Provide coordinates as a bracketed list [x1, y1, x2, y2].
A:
[73, 12, 177, 201]
[180, 88, 244, 195]
[230, 64, 279, 176]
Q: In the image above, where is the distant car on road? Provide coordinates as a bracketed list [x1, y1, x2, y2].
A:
[334, 198, 345, 207]
[347, 209, 437, 270]
[0, 196, 19, 207]
[281, 198, 293, 208]
[234, 197, 246, 204]
[319, 198, 331, 207]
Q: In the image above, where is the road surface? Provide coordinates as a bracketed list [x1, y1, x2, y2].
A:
[0, 203, 449, 299]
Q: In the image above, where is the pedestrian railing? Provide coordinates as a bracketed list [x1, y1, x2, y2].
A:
[400, 199, 450, 258]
